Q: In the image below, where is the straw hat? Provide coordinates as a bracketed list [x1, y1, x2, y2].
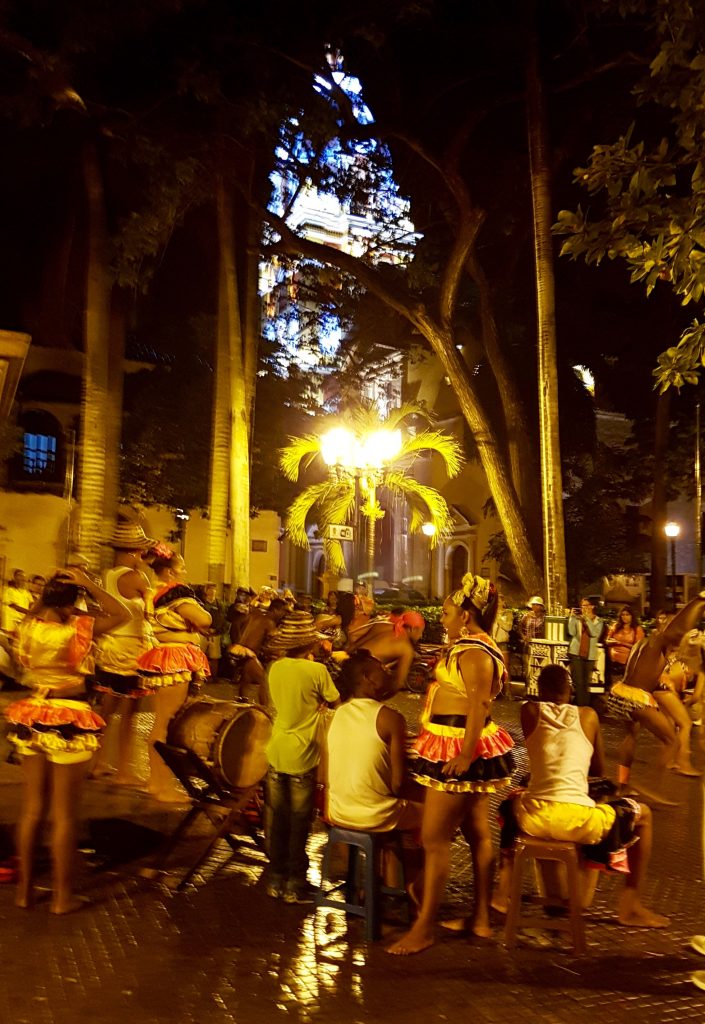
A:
[527, 595, 545, 608]
[267, 611, 325, 656]
[108, 523, 154, 550]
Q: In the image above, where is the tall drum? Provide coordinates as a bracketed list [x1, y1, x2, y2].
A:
[167, 697, 272, 790]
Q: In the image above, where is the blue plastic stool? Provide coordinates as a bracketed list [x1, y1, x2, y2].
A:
[315, 826, 410, 940]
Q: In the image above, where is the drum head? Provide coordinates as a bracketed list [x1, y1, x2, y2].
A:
[217, 706, 272, 789]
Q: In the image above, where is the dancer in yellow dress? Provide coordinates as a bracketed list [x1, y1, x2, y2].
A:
[387, 573, 514, 954]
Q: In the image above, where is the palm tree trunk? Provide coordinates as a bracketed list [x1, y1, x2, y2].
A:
[650, 390, 671, 613]
[78, 142, 110, 572]
[208, 244, 231, 591]
[526, 11, 568, 612]
[210, 176, 259, 592]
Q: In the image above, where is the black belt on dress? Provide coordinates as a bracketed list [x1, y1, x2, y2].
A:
[430, 713, 467, 728]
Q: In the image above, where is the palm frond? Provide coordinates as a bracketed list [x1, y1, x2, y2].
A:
[394, 430, 464, 478]
[382, 472, 455, 543]
[279, 434, 324, 481]
[321, 484, 357, 527]
[285, 482, 331, 547]
[325, 538, 348, 575]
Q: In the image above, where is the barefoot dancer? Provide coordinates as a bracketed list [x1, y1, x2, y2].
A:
[4, 570, 129, 914]
[497, 665, 669, 929]
[137, 546, 212, 802]
[609, 592, 705, 791]
[387, 574, 514, 955]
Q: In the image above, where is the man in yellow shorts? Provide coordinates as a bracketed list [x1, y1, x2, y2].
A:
[497, 664, 669, 928]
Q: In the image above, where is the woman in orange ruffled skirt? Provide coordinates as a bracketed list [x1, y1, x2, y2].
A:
[5, 570, 129, 914]
[137, 548, 211, 801]
[387, 573, 514, 955]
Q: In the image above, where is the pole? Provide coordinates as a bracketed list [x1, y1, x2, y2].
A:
[353, 472, 361, 587]
[696, 401, 702, 590]
[671, 538, 677, 611]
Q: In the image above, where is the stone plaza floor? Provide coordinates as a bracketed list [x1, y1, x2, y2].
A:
[1, 682, 705, 1024]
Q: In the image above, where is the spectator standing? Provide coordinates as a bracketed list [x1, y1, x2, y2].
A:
[264, 612, 339, 903]
[518, 595, 546, 682]
[2, 570, 31, 636]
[492, 594, 515, 678]
[199, 583, 227, 678]
[568, 598, 604, 706]
[605, 606, 644, 684]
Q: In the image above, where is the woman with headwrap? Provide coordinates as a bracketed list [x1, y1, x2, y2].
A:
[387, 573, 514, 955]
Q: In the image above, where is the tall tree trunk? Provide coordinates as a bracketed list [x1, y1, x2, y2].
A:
[414, 314, 544, 596]
[102, 298, 126, 573]
[78, 142, 110, 572]
[465, 253, 539, 527]
[526, 12, 568, 612]
[650, 390, 671, 614]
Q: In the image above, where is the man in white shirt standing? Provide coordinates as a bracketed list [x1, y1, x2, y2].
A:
[2, 569, 31, 636]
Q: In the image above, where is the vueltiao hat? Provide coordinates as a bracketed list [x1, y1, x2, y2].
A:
[108, 523, 154, 551]
[527, 595, 545, 607]
[267, 611, 326, 656]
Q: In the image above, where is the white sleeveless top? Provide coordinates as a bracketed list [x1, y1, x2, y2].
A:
[326, 698, 400, 830]
[525, 703, 595, 807]
[104, 566, 148, 640]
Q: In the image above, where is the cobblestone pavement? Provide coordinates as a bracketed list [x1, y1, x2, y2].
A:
[1, 683, 705, 1024]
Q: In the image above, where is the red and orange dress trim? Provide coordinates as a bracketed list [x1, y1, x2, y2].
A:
[5, 615, 105, 764]
[137, 582, 210, 688]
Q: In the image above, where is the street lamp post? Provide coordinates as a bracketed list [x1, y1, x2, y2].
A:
[421, 521, 437, 598]
[321, 425, 403, 580]
[664, 521, 681, 611]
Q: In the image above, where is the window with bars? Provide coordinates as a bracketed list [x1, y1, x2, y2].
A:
[23, 432, 57, 475]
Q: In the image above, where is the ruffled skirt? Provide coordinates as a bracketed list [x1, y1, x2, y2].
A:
[606, 681, 658, 720]
[411, 712, 515, 794]
[96, 635, 152, 699]
[137, 642, 210, 689]
[5, 697, 106, 764]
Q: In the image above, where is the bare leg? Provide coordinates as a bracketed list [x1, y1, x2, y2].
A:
[460, 794, 494, 937]
[619, 707, 679, 805]
[240, 659, 265, 704]
[492, 849, 513, 915]
[114, 698, 142, 785]
[387, 789, 466, 955]
[15, 755, 48, 909]
[146, 682, 189, 801]
[48, 760, 89, 914]
[617, 804, 670, 928]
[90, 693, 120, 777]
[653, 690, 700, 775]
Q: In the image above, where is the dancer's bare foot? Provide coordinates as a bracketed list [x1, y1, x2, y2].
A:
[439, 916, 468, 933]
[386, 923, 435, 955]
[618, 899, 670, 929]
[671, 765, 701, 778]
[471, 921, 493, 939]
[88, 765, 116, 780]
[50, 896, 89, 915]
[491, 897, 509, 915]
[15, 890, 33, 909]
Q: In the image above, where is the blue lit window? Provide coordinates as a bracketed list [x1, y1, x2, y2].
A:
[23, 432, 57, 474]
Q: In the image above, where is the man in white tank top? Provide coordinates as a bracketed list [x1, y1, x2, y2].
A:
[496, 665, 669, 929]
[326, 650, 424, 898]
